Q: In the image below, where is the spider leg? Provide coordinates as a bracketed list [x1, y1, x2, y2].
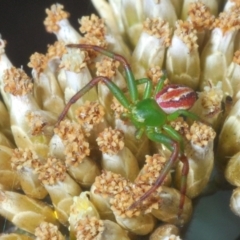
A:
[56, 76, 130, 125]
[66, 44, 139, 103]
[130, 126, 189, 221]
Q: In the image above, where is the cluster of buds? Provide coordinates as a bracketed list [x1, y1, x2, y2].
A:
[2, 0, 240, 239]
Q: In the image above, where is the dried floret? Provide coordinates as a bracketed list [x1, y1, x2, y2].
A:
[35, 222, 64, 240]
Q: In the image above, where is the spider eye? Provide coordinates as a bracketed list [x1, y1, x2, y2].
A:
[155, 84, 197, 114]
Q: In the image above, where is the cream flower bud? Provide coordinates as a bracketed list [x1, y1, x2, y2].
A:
[190, 85, 224, 130]
[175, 122, 216, 198]
[44, 4, 81, 43]
[225, 151, 240, 187]
[0, 145, 20, 191]
[36, 157, 82, 225]
[3, 67, 57, 157]
[222, 50, 240, 102]
[0, 190, 58, 234]
[216, 99, 240, 172]
[97, 127, 139, 181]
[11, 148, 47, 199]
[151, 186, 192, 225]
[166, 20, 200, 89]
[59, 49, 98, 121]
[28, 52, 65, 115]
[54, 119, 100, 188]
[75, 216, 130, 240]
[69, 192, 100, 238]
[144, 0, 177, 28]
[132, 18, 171, 78]
[149, 224, 181, 240]
[90, 171, 130, 221]
[35, 222, 65, 240]
[230, 187, 240, 217]
[199, 8, 240, 89]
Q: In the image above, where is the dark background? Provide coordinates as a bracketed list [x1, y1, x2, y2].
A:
[0, 0, 96, 74]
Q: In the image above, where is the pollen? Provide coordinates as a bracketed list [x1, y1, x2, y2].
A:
[96, 57, 120, 78]
[79, 14, 107, 55]
[135, 154, 167, 186]
[28, 52, 48, 74]
[59, 50, 87, 72]
[170, 117, 190, 137]
[213, 6, 240, 33]
[25, 112, 47, 136]
[93, 171, 130, 198]
[146, 67, 169, 86]
[35, 222, 63, 240]
[11, 148, 41, 171]
[175, 20, 198, 51]
[36, 157, 66, 185]
[199, 87, 223, 117]
[96, 127, 124, 155]
[75, 216, 104, 240]
[188, 2, 215, 31]
[46, 41, 67, 59]
[110, 97, 128, 119]
[143, 18, 171, 46]
[44, 4, 70, 33]
[3, 67, 33, 96]
[79, 14, 106, 38]
[54, 119, 82, 143]
[187, 122, 216, 147]
[64, 135, 90, 166]
[75, 101, 105, 133]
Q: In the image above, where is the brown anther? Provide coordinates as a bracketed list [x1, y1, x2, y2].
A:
[11, 148, 41, 171]
[75, 101, 105, 133]
[110, 97, 128, 119]
[47, 41, 67, 59]
[96, 57, 120, 78]
[135, 154, 167, 186]
[28, 52, 48, 74]
[170, 117, 190, 137]
[36, 157, 66, 185]
[79, 14, 106, 38]
[25, 112, 47, 136]
[175, 20, 198, 51]
[188, 2, 215, 31]
[143, 18, 171, 46]
[54, 119, 82, 143]
[75, 216, 104, 240]
[44, 4, 70, 33]
[146, 67, 169, 86]
[64, 135, 90, 166]
[96, 127, 124, 155]
[187, 122, 216, 147]
[3, 67, 33, 96]
[93, 171, 130, 198]
[35, 222, 63, 240]
[213, 7, 240, 33]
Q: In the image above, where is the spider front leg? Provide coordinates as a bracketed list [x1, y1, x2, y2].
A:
[130, 125, 189, 220]
[56, 76, 130, 125]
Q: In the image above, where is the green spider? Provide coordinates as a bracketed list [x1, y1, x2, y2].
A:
[57, 44, 199, 217]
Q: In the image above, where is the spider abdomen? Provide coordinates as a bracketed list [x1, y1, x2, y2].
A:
[131, 98, 167, 127]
